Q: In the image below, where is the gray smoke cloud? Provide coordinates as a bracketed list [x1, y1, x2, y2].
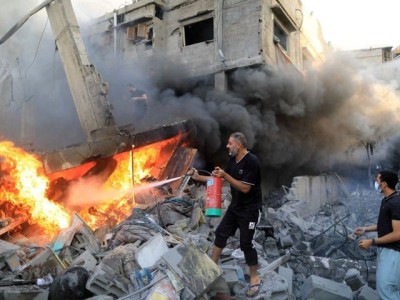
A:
[113, 52, 400, 174]
[0, 0, 86, 149]
[2, 1, 400, 186]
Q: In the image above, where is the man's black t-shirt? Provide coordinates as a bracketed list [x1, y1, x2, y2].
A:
[224, 152, 262, 211]
[377, 192, 400, 251]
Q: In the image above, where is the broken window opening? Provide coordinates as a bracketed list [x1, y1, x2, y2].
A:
[184, 18, 214, 46]
[383, 49, 392, 62]
[117, 14, 125, 24]
[274, 21, 288, 52]
[155, 5, 164, 20]
[126, 23, 154, 48]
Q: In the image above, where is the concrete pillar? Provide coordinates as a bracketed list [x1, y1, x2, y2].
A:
[214, 0, 227, 92]
[215, 71, 227, 92]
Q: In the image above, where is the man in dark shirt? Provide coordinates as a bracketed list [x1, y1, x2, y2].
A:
[191, 132, 262, 297]
[355, 170, 400, 299]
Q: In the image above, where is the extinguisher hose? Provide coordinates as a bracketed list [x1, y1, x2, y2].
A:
[197, 169, 212, 176]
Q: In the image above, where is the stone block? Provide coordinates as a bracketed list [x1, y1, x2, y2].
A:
[0, 285, 48, 300]
[357, 285, 378, 300]
[0, 240, 20, 271]
[301, 275, 352, 300]
[263, 271, 290, 300]
[86, 262, 129, 298]
[278, 266, 293, 294]
[20, 248, 66, 281]
[344, 268, 366, 291]
[71, 250, 97, 271]
[136, 233, 169, 268]
[161, 241, 223, 297]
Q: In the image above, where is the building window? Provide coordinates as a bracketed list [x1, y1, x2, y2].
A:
[184, 18, 214, 46]
[117, 14, 125, 24]
[126, 23, 153, 47]
[274, 21, 288, 51]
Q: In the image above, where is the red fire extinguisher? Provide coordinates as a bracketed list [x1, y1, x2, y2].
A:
[205, 177, 222, 217]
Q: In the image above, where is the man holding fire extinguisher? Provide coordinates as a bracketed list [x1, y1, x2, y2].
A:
[190, 132, 262, 298]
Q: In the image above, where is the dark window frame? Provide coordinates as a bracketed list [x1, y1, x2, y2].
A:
[273, 20, 289, 52]
[183, 17, 214, 46]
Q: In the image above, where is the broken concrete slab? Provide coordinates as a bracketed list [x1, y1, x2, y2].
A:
[261, 271, 291, 300]
[344, 268, 366, 292]
[357, 285, 378, 300]
[19, 248, 66, 281]
[258, 251, 291, 277]
[85, 262, 130, 298]
[70, 250, 98, 271]
[285, 175, 347, 218]
[84, 296, 114, 300]
[301, 274, 353, 300]
[279, 266, 293, 295]
[161, 241, 223, 298]
[0, 285, 49, 300]
[0, 240, 20, 271]
[287, 255, 376, 288]
[51, 213, 100, 255]
[102, 243, 141, 279]
[145, 272, 180, 300]
[136, 233, 169, 268]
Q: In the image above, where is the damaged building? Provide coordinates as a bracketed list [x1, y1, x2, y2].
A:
[89, 0, 330, 90]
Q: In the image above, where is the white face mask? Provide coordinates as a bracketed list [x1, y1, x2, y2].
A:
[374, 181, 379, 191]
[375, 181, 384, 193]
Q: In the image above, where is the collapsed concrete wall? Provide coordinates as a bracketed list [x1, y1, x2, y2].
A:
[285, 174, 348, 218]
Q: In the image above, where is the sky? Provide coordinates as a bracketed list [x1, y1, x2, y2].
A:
[302, 0, 400, 50]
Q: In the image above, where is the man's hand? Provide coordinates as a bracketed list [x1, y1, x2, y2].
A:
[354, 227, 366, 236]
[358, 239, 373, 250]
[212, 167, 226, 179]
[188, 168, 200, 181]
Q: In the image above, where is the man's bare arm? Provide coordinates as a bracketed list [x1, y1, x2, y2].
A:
[212, 167, 251, 193]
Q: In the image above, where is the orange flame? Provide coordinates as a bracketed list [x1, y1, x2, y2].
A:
[0, 141, 71, 234]
[74, 135, 182, 228]
[0, 134, 182, 234]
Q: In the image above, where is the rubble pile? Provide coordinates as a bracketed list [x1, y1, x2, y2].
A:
[0, 175, 381, 299]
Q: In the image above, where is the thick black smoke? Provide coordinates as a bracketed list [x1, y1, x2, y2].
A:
[2, 1, 400, 187]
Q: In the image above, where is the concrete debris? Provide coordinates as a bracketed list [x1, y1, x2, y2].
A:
[357, 285, 379, 300]
[0, 285, 49, 300]
[300, 274, 353, 299]
[0, 240, 20, 272]
[135, 233, 169, 269]
[0, 174, 383, 299]
[86, 263, 130, 298]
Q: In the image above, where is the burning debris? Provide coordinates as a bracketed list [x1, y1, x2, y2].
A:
[0, 138, 382, 299]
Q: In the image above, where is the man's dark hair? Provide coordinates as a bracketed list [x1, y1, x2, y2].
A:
[231, 132, 247, 148]
[378, 170, 398, 190]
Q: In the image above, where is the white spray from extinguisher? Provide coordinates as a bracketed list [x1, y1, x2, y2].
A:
[132, 176, 184, 192]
